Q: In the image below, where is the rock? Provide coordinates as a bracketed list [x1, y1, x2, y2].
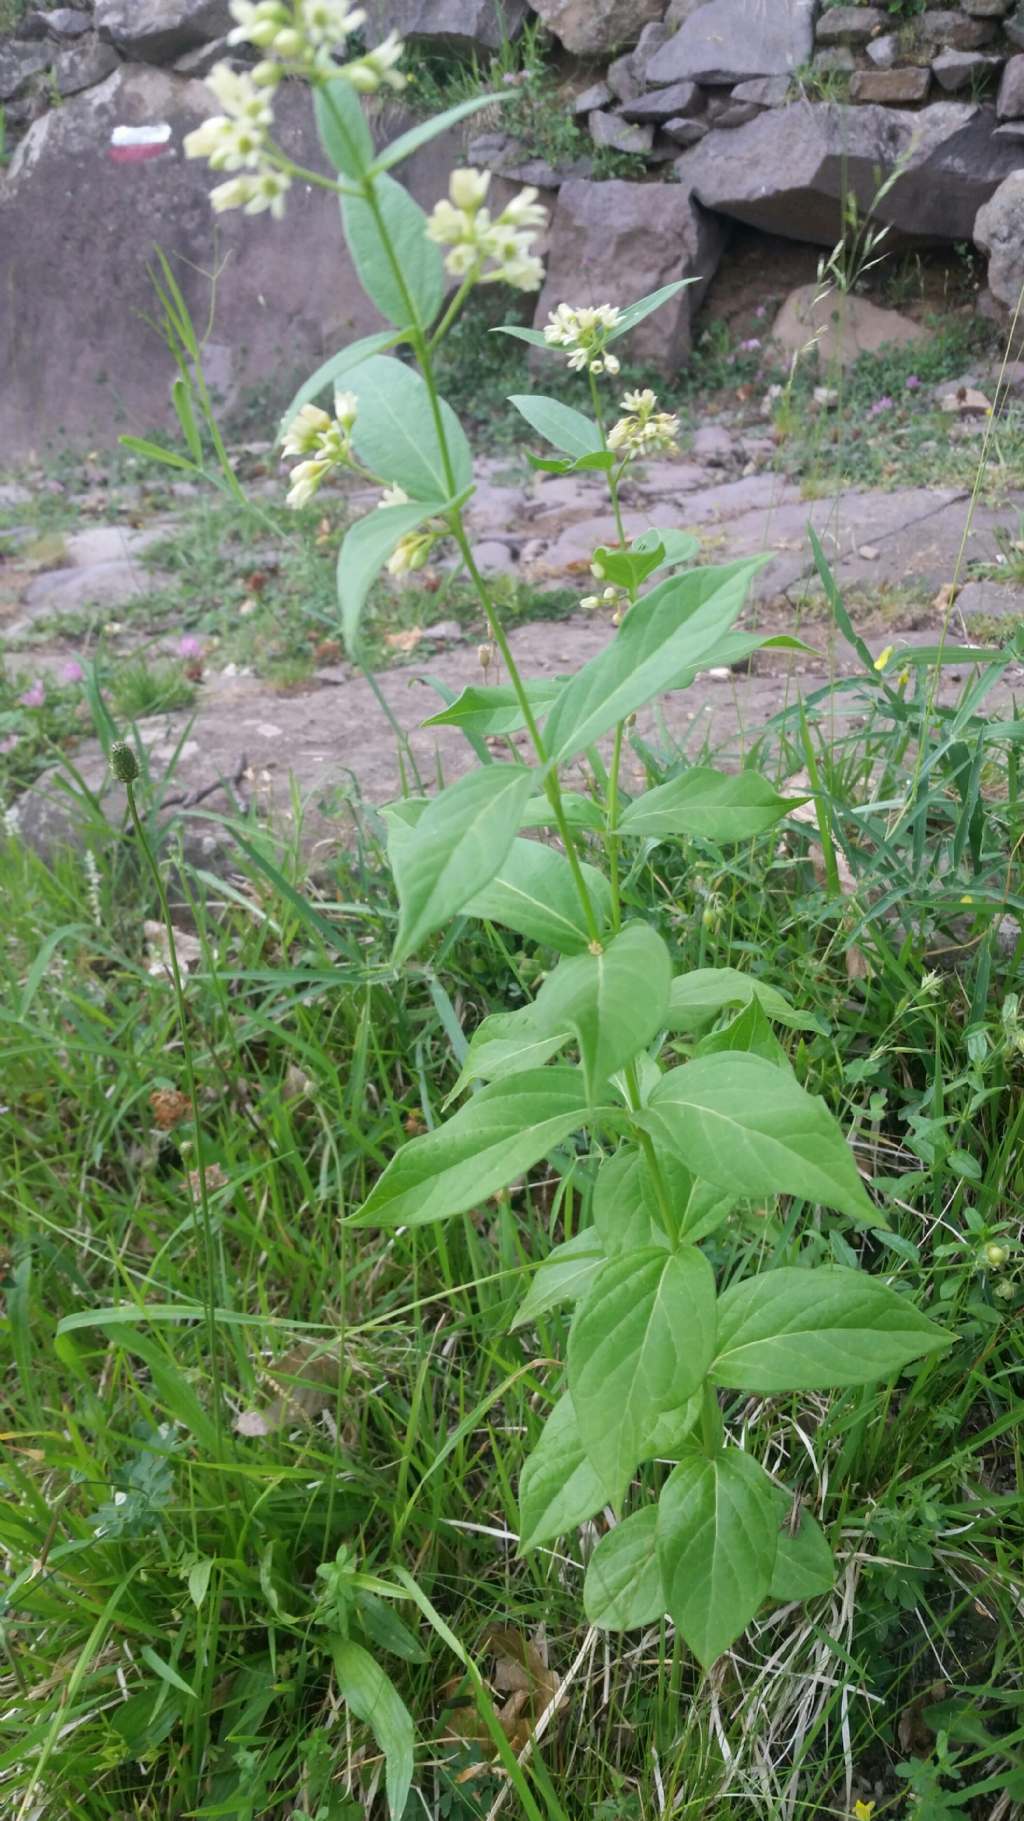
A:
[962, 0, 1011, 13]
[0, 482, 32, 506]
[648, 0, 815, 84]
[53, 37, 121, 95]
[933, 50, 1004, 93]
[771, 284, 931, 369]
[916, 10, 998, 49]
[994, 119, 1024, 135]
[866, 33, 899, 68]
[588, 110, 654, 154]
[621, 79, 701, 121]
[607, 21, 669, 101]
[672, 101, 1023, 245]
[954, 579, 1024, 618]
[1009, 8, 1024, 50]
[532, 178, 725, 371]
[997, 54, 1024, 117]
[362, 0, 529, 51]
[0, 70, 472, 456]
[63, 524, 171, 565]
[815, 6, 885, 45]
[530, 0, 664, 56]
[474, 541, 518, 575]
[975, 170, 1024, 312]
[665, 0, 705, 24]
[850, 68, 931, 104]
[708, 98, 762, 128]
[467, 129, 591, 187]
[9, 559, 174, 636]
[174, 35, 231, 74]
[663, 116, 708, 145]
[692, 424, 735, 466]
[813, 47, 856, 73]
[732, 75, 792, 107]
[573, 81, 612, 115]
[21, 7, 92, 39]
[94, 0, 234, 60]
[0, 42, 50, 100]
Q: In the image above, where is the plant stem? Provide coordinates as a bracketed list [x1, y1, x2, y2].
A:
[125, 783, 225, 1458]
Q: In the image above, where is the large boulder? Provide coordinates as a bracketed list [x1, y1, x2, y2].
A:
[673, 101, 1023, 245]
[647, 0, 815, 85]
[530, 0, 665, 56]
[531, 178, 725, 370]
[0, 68, 466, 455]
[975, 171, 1024, 312]
[95, 0, 235, 60]
[364, 0, 530, 51]
[771, 284, 931, 370]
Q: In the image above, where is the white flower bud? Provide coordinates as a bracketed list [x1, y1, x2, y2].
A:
[449, 167, 491, 211]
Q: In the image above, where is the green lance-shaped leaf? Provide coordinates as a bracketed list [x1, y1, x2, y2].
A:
[422, 680, 565, 739]
[445, 1005, 572, 1101]
[568, 1246, 716, 1489]
[343, 354, 473, 501]
[508, 393, 604, 459]
[391, 765, 534, 962]
[315, 77, 374, 180]
[518, 1391, 624, 1552]
[584, 1506, 665, 1631]
[510, 1228, 605, 1331]
[619, 767, 803, 845]
[338, 498, 448, 655]
[606, 279, 692, 343]
[709, 1265, 950, 1392]
[371, 92, 508, 175]
[342, 173, 443, 330]
[278, 330, 403, 443]
[533, 923, 672, 1100]
[464, 837, 612, 954]
[638, 1053, 878, 1226]
[593, 1147, 665, 1256]
[666, 967, 825, 1034]
[331, 1638, 414, 1820]
[769, 1508, 836, 1604]
[350, 1067, 592, 1230]
[695, 997, 790, 1068]
[657, 1446, 780, 1667]
[543, 558, 765, 766]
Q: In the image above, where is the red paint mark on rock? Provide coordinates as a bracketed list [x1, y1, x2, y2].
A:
[108, 123, 173, 163]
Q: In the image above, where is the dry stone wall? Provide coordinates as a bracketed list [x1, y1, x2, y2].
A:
[1, 0, 1023, 453]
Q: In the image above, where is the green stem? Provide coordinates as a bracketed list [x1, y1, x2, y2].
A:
[428, 272, 477, 352]
[588, 368, 635, 933]
[125, 783, 225, 1458]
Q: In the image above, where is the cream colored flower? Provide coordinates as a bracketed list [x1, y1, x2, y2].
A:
[282, 402, 332, 456]
[287, 458, 332, 508]
[283, 391, 357, 505]
[542, 302, 623, 374]
[607, 387, 679, 459]
[340, 29, 406, 91]
[378, 483, 410, 509]
[387, 530, 436, 575]
[426, 171, 547, 292]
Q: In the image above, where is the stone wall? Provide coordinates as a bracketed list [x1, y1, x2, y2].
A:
[2, 0, 1023, 454]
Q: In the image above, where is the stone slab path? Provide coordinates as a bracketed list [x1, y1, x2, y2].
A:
[4, 449, 1024, 860]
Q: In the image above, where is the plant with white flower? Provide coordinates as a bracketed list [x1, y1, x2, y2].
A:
[377, 485, 446, 574]
[542, 303, 624, 374]
[227, 0, 402, 84]
[579, 583, 626, 623]
[183, 63, 292, 214]
[426, 169, 547, 293]
[607, 388, 680, 459]
[282, 390, 358, 508]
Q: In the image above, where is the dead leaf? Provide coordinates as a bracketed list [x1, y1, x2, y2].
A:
[439, 1628, 562, 1764]
[940, 387, 990, 415]
[234, 1343, 343, 1437]
[150, 1088, 190, 1130]
[384, 627, 423, 653]
[932, 582, 957, 616]
[144, 921, 204, 976]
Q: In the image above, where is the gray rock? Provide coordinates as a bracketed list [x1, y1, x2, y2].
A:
[1008, 8, 1024, 50]
[530, 0, 664, 55]
[648, 0, 815, 84]
[994, 118, 1024, 136]
[954, 579, 1024, 617]
[466, 129, 591, 187]
[572, 81, 612, 115]
[975, 170, 1024, 311]
[997, 54, 1024, 117]
[692, 424, 735, 466]
[673, 101, 1023, 245]
[933, 50, 1004, 93]
[532, 177, 725, 370]
[664, 0, 705, 24]
[607, 21, 669, 100]
[815, 6, 885, 45]
[95, 0, 234, 59]
[362, 0, 529, 51]
[621, 79, 701, 121]
[771, 284, 931, 369]
[866, 33, 899, 69]
[812, 47, 857, 73]
[850, 67, 931, 104]
[53, 36, 121, 95]
[20, 7, 92, 39]
[174, 34, 231, 75]
[588, 110, 654, 154]
[917, 10, 999, 49]
[9, 559, 174, 637]
[962, 0, 1011, 13]
[732, 75, 792, 107]
[663, 116, 709, 145]
[709, 99, 763, 128]
[0, 69, 473, 456]
[0, 41, 50, 100]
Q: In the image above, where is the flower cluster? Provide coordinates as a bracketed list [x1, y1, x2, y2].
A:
[282, 391, 358, 508]
[226, 1, 404, 87]
[543, 303, 623, 374]
[376, 484, 443, 575]
[580, 583, 627, 625]
[607, 388, 679, 459]
[183, 64, 290, 217]
[426, 169, 547, 293]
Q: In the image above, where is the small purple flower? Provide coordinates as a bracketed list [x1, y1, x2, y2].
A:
[868, 395, 895, 417]
[739, 337, 762, 353]
[178, 634, 203, 659]
[59, 658, 84, 684]
[18, 681, 45, 709]
[905, 374, 921, 391]
[754, 305, 767, 320]
[0, 733, 19, 755]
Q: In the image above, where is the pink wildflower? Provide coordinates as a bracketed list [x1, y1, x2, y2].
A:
[738, 337, 762, 353]
[59, 658, 84, 684]
[18, 680, 45, 708]
[0, 734, 19, 755]
[905, 374, 921, 391]
[868, 395, 895, 417]
[179, 634, 203, 659]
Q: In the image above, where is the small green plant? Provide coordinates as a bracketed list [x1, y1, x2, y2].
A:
[171, 8, 952, 1729]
